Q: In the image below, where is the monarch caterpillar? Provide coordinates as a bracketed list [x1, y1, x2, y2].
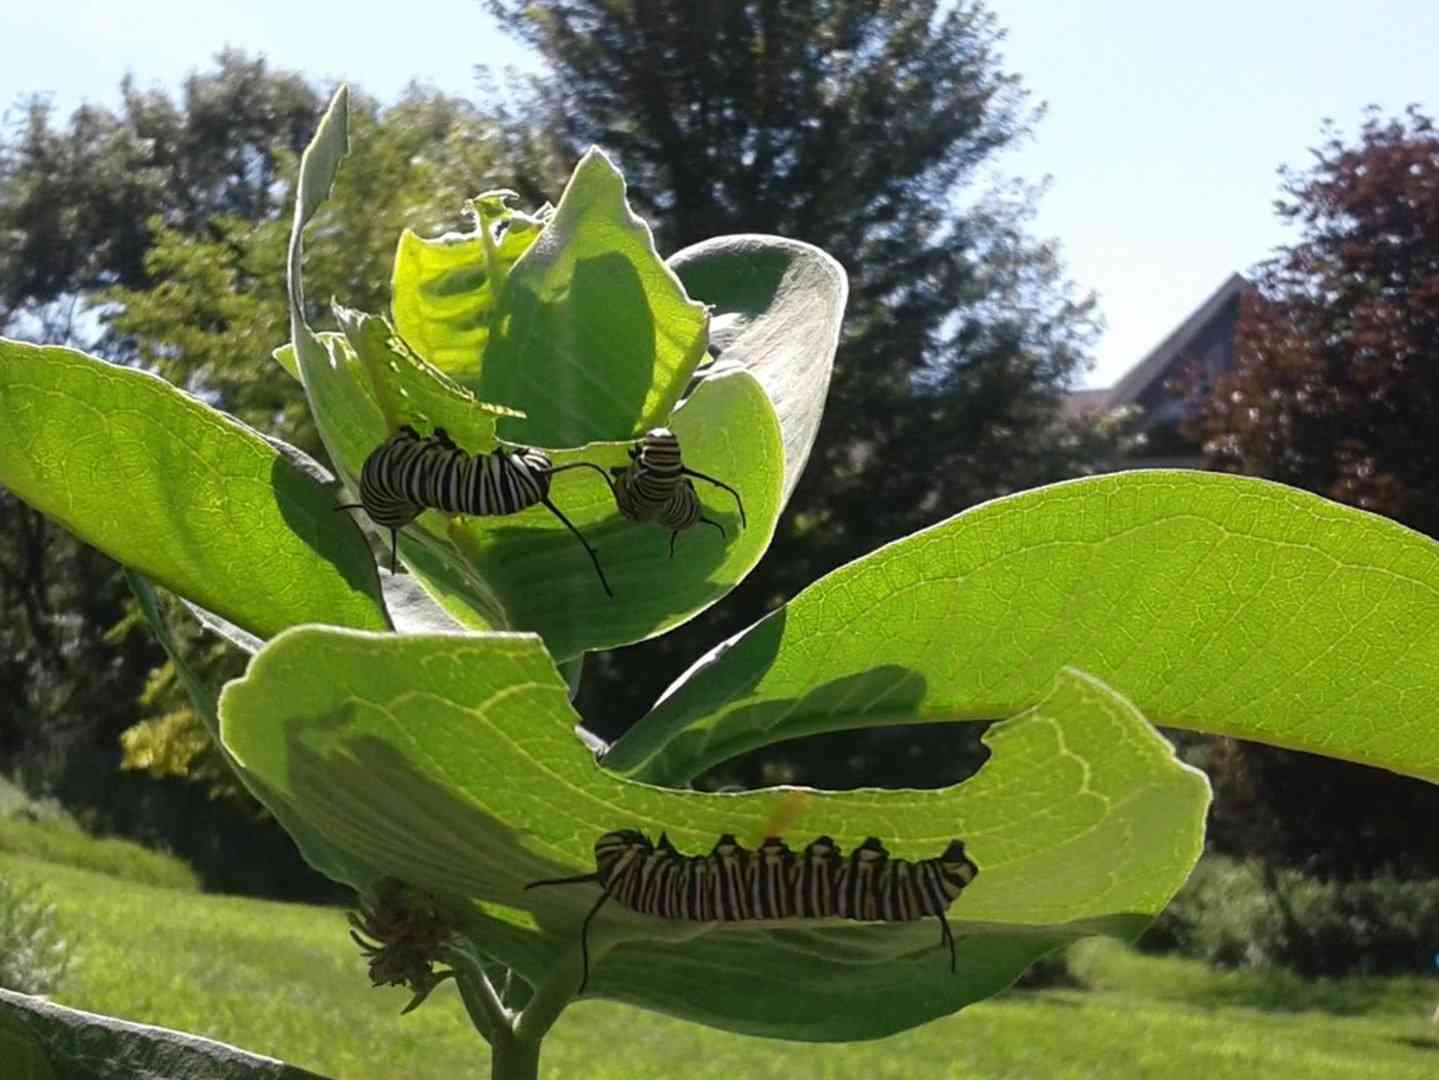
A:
[611, 428, 747, 555]
[337, 425, 614, 596]
[526, 830, 979, 994]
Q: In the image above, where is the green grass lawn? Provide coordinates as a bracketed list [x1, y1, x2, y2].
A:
[0, 816, 200, 892]
[0, 777, 200, 892]
[4, 850, 1438, 1078]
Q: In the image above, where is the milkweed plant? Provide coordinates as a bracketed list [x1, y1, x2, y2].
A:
[3, 87, 1439, 1079]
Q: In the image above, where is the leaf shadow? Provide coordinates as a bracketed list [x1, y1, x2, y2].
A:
[1395, 1036, 1439, 1052]
[470, 502, 749, 637]
[612, 609, 962, 784]
[278, 714, 557, 902]
[490, 252, 659, 446]
[269, 455, 384, 609]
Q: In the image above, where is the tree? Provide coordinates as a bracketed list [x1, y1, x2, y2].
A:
[0, 56, 326, 890]
[0, 49, 320, 334]
[485, 0, 1115, 780]
[1185, 105, 1439, 877]
[105, 84, 552, 458]
[0, 56, 550, 895]
[1190, 105, 1439, 530]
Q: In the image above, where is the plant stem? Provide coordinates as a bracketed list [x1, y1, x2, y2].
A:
[488, 1025, 542, 1080]
[512, 952, 581, 1045]
[487, 949, 585, 1077]
[453, 966, 506, 1045]
[445, 945, 581, 1079]
[451, 961, 542, 1078]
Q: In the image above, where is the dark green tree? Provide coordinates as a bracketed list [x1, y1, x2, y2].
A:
[485, 0, 1116, 783]
[0, 54, 331, 895]
[0, 49, 320, 334]
[0, 56, 547, 895]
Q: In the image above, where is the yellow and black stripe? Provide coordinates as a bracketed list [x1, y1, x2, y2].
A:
[527, 830, 979, 993]
[611, 428, 747, 555]
[338, 425, 613, 595]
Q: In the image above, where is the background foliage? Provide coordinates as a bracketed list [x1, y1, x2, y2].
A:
[483, 0, 1126, 783]
[1185, 106, 1439, 879]
[1, 2, 1123, 897]
[1144, 854, 1439, 977]
[0, 56, 561, 895]
[3, 4, 1435, 953]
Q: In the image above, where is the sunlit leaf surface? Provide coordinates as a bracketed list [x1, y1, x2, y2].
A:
[220, 628, 1206, 1041]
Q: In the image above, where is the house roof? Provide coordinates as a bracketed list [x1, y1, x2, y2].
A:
[1103, 272, 1250, 409]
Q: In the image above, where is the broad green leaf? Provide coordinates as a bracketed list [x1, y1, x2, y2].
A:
[389, 190, 549, 377]
[0, 989, 329, 1080]
[407, 368, 782, 662]
[219, 627, 1207, 1041]
[286, 91, 781, 655]
[0, 339, 388, 641]
[606, 469, 1439, 787]
[395, 149, 711, 447]
[162, 435, 466, 648]
[125, 571, 377, 892]
[0, 1000, 57, 1080]
[669, 235, 848, 506]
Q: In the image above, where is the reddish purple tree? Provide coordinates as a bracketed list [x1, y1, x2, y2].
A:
[1190, 105, 1439, 533]
[1186, 107, 1439, 881]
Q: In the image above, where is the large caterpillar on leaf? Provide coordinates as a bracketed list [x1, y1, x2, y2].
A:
[526, 830, 979, 993]
[610, 428, 746, 555]
[338, 424, 613, 595]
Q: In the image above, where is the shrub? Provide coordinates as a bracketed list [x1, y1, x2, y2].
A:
[1269, 872, 1439, 977]
[1010, 946, 1084, 990]
[1143, 855, 1439, 976]
[0, 875, 74, 995]
[1, 789, 201, 892]
[1141, 856, 1280, 967]
[0, 776, 29, 816]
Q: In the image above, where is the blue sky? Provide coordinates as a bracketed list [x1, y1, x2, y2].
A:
[3, 1, 1435, 388]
